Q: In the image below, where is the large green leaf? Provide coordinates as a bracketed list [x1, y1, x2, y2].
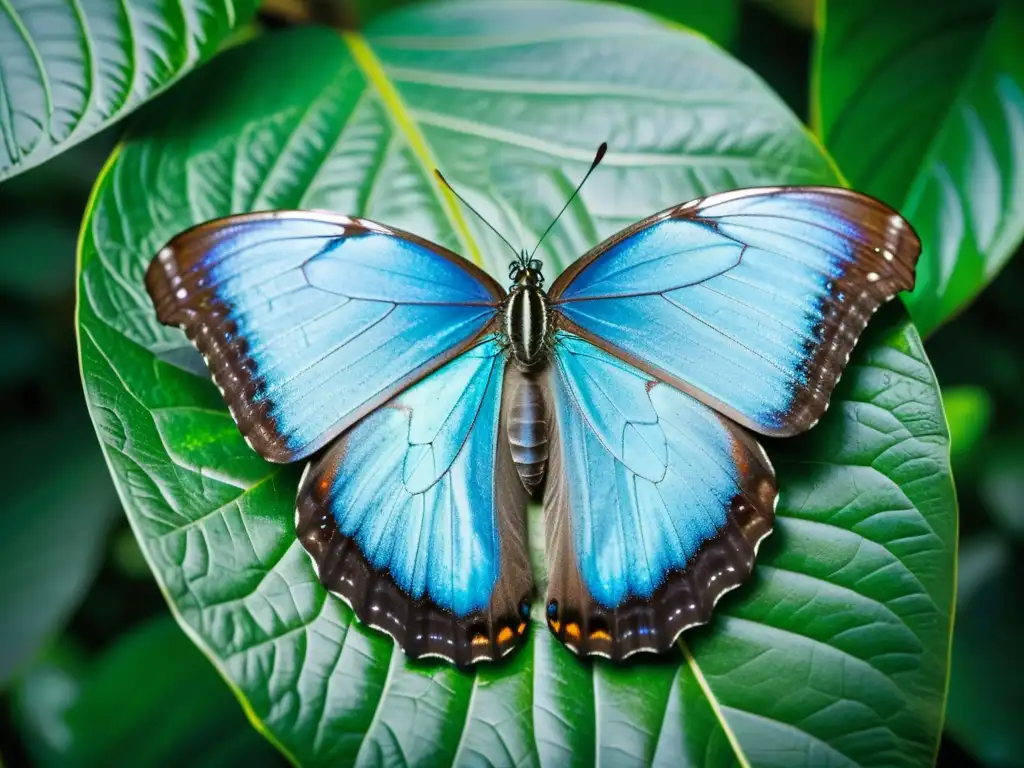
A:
[813, 0, 1024, 336]
[0, 0, 260, 182]
[77, 3, 957, 765]
[12, 617, 285, 766]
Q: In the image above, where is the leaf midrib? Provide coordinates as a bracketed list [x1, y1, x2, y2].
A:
[342, 31, 484, 269]
[680, 640, 751, 768]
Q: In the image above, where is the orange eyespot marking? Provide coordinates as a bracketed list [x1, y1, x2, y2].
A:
[517, 621, 527, 635]
[549, 619, 561, 633]
[565, 622, 581, 641]
[730, 436, 749, 475]
[497, 626, 514, 645]
[589, 629, 612, 642]
[319, 478, 330, 491]
[471, 634, 490, 647]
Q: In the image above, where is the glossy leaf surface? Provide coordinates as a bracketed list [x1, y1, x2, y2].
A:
[77, 3, 957, 765]
[0, 0, 260, 182]
[814, 0, 1024, 335]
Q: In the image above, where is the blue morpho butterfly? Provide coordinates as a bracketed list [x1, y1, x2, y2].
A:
[146, 143, 920, 666]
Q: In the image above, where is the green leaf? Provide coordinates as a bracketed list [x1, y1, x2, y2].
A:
[12, 617, 285, 766]
[979, 441, 1024, 539]
[0, 0, 261, 183]
[76, 3, 957, 765]
[0, 408, 118, 685]
[813, 0, 1024, 336]
[944, 534, 1024, 765]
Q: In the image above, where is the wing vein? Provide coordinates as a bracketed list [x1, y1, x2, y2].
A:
[661, 294, 806, 386]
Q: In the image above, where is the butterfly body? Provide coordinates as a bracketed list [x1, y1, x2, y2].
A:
[502, 256, 552, 370]
[146, 184, 921, 665]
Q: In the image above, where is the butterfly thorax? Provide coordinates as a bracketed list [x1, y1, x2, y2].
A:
[503, 258, 551, 370]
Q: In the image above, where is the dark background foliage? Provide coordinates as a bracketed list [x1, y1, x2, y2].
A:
[0, 0, 1018, 766]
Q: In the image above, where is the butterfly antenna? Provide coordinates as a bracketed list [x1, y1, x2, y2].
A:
[530, 142, 607, 260]
[433, 169, 520, 260]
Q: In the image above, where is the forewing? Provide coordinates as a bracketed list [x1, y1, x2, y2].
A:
[550, 186, 920, 436]
[296, 338, 532, 665]
[543, 332, 776, 659]
[146, 211, 504, 463]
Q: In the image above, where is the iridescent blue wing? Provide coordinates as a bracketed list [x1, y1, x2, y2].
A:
[296, 337, 531, 664]
[146, 211, 504, 463]
[542, 332, 776, 659]
[549, 187, 920, 436]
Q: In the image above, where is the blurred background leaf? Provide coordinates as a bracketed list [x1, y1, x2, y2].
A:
[0, 408, 118, 686]
[10, 617, 284, 767]
[979, 440, 1024, 541]
[943, 385, 994, 470]
[0, 220, 78, 300]
[926, 246, 1024, 766]
[0, 123, 124, 693]
[944, 535, 1024, 767]
[814, 0, 1024, 337]
[0, 0, 262, 183]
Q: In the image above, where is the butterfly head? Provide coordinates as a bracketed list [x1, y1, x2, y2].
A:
[434, 142, 607, 297]
[509, 251, 545, 289]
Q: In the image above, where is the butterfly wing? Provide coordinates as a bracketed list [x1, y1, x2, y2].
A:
[296, 337, 532, 664]
[549, 187, 920, 437]
[542, 332, 776, 659]
[146, 211, 504, 463]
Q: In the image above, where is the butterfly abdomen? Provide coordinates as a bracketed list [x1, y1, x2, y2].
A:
[507, 372, 549, 492]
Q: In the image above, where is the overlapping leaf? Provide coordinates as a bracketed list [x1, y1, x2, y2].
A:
[0, 0, 260, 182]
[814, 0, 1024, 335]
[77, 2, 957, 765]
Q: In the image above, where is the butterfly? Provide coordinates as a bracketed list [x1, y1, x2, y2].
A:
[145, 144, 920, 665]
